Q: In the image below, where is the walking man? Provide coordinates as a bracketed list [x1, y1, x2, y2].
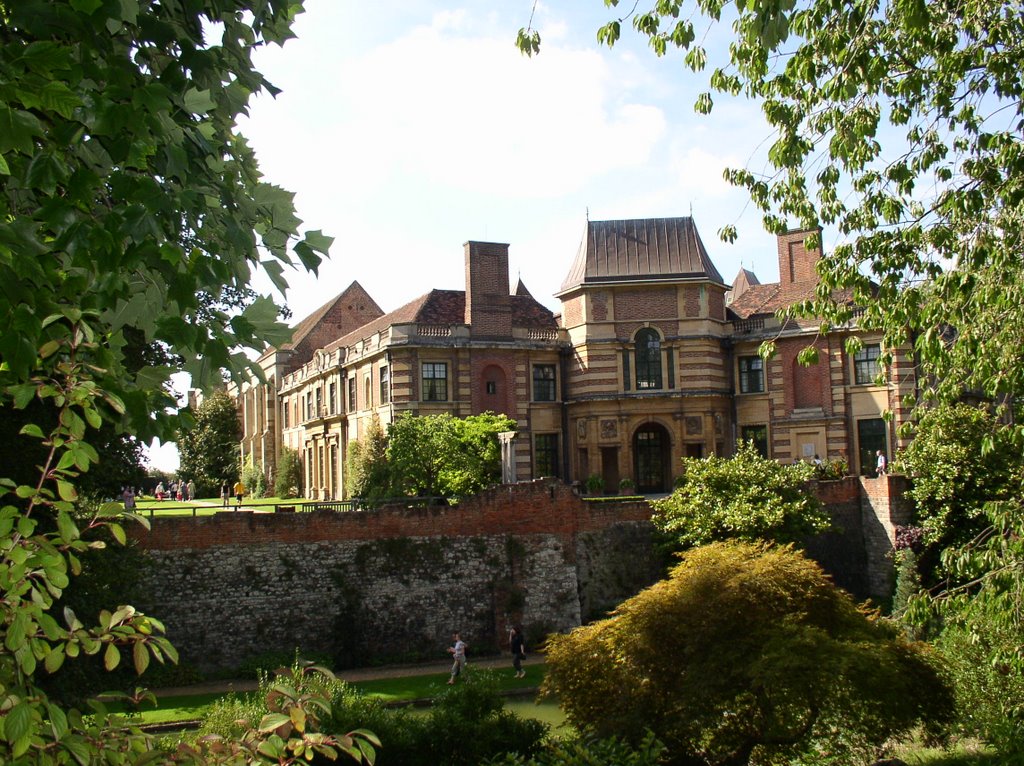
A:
[447, 631, 467, 684]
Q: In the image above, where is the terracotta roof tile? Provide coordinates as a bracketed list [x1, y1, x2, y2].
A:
[327, 288, 557, 350]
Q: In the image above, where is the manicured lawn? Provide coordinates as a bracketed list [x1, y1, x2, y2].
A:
[132, 496, 310, 517]
[126, 693, 224, 725]
[353, 662, 545, 703]
[124, 663, 549, 725]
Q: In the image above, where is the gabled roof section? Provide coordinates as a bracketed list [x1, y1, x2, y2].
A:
[280, 282, 384, 370]
[558, 217, 725, 295]
[327, 287, 558, 351]
[726, 267, 762, 306]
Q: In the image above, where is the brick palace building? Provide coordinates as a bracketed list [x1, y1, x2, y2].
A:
[232, 217, 913, 498]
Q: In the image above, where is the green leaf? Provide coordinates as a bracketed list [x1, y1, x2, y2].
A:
[4, 701, 33, 745]
[17, 81, 81, 120]
[63, 736, 92, 766]
[258, 713, 291, 733]
[183, 89, 216, 114]
[5, 612, 28, 651]
[0, 106, 45, 155]
[103, 642, 120, 671]
[70, 0, 104, 13]
[46, 702, 68, 739]
[56, 510, 79, 542]
[56, 481, 78, 502]
[45, 646, 66, 674]
[8, 384, 37, 409]
[257, 737, 285, 759]
[19, 423, 45, 439]
[133, 641, 150, 675]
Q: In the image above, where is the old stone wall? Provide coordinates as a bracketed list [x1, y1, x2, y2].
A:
[130, 478, 905, 672]
[131, 483, 654, 672]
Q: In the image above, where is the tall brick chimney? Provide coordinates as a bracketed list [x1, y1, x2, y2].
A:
[464, 241, 512, 338]
[777, 229, 822, 287]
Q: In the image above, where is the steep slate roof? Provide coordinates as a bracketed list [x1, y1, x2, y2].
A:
[513, 278, 533, 298]
[325, 288, 558, 352]
[558, 217, 725, 294]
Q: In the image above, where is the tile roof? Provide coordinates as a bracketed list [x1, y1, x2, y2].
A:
[727, 282, 859, 320]
[282, 282, 382, 351]
[558, 217, 725, 294]
[325, 288, 558, 351]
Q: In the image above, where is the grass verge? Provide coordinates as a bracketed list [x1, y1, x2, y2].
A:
[117, 663, 547, 725]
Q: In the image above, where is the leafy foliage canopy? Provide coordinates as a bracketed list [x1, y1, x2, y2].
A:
[176, 389, 242, 496]
[652, 440, 829, 550]
[0, 1, 378, 762]
[542, 542, 953, 766]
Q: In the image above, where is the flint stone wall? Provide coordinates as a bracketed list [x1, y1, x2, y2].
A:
[131, 476, 905, 672]
[131, 482, 658, 672]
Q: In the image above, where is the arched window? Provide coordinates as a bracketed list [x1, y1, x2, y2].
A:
[635, 328, 663, 390]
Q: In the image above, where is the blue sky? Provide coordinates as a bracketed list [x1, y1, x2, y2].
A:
[146, 0, 784, 471]
[240, 0, 784, 313]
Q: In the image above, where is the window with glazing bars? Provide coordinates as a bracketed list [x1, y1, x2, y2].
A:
[635, 328, 663, 389]
[422, 362, 448, 401]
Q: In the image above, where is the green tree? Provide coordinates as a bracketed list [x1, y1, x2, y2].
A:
[543, 542, 954, 766]
[0, 1, 376, 762]
[387, 413, 458, 498]
[896, 402, 1023, 577]
[905, 500, 1024, 756]
[443, 412, 517, 496]
[346, 414, 392, 500]
[274, 445, 303, 499]
[386, 412, 516, 498]
[241, 453, 268, 499]
[177, 389, 241, 496]
[651, 440, 829, 550]
[520, 0, 1024, 421]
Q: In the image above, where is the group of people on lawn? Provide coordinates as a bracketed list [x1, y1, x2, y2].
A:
[124, 478, 248, 508]
[151, 479, 196, 502]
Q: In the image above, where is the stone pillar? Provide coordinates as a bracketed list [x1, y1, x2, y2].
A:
[499, 431, 518, 484]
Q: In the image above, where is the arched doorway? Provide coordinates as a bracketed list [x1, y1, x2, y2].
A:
[634, 423, 671, 493]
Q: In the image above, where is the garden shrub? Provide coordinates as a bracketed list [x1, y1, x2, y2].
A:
[273, 446, 303, 498]
[489, 729, 666, 766]
[241, 455, 268, 499]
[180, 661, 376, 764]
[542, 541, 954, 766]
[327, 669, 547, 766]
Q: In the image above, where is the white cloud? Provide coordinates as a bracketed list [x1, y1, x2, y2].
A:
[238, 1, 781, 317]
